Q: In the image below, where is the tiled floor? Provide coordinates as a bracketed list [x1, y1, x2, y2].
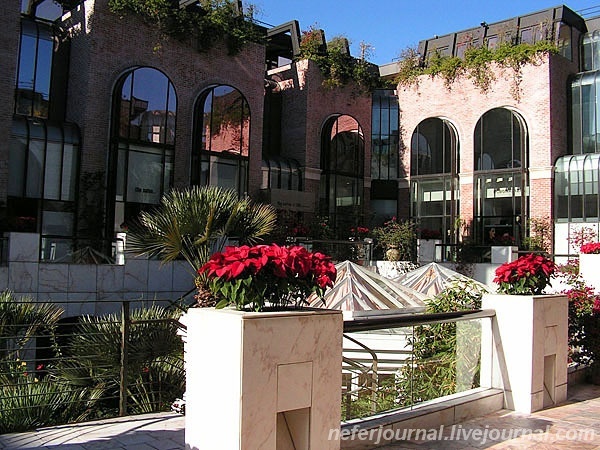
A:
[374, 383, 600, 449]
[1, 384, 600, 449]
[0, 412, 184, 449]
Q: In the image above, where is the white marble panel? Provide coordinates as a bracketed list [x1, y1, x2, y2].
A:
[147, 260, 173, 292]
[8, 262, 38, 293]
[38, 264, 69, 293]
[123, 259, 149, 292]
[184, 308, 343, 450]
[172, 261, 195, 292]
[97, 265, 124, 293]
[7, 232, 40, 262]
[69, 265, 97, 293]
[37, 292, 69, 303]
[0, 267, 9, 291]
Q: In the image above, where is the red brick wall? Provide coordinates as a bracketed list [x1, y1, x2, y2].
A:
[64, 0, 266, 197]
[395, 53, 574, 245]
[273, 59, 372, 216]
[0, 3, 21, 208]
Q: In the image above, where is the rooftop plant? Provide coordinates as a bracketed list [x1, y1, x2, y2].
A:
[297, 27, 381, 93]
[108, 0, 263, 54]
[395, 40, 558, 100]
[493, 253, 556, 295]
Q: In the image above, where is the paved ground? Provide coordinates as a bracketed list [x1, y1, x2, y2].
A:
[0, 412, 184, 449]
[1, 384, 600, 449]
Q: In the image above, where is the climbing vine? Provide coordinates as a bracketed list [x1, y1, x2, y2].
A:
[107, 0, 263, 55]
[395, 40, 558, 100]
[297, 27, 381, 93]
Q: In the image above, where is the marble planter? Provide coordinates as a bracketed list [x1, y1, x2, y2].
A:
[490, 246, 518, 264]
[579, 253, 600, 291]
[481, 294, 568, 413]
[183, 307, 343, 450]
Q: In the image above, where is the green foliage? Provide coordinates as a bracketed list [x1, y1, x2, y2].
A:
[126, 186, 277, 272]
[521, 216, 552, 253]
[108, 0, 263, 54]
[372, 217, 416, 261]
[395, 281, 484, 406]
[297, 27, 380, 93]
[53, 304, 185, 416]
[395, 41, 558, 99]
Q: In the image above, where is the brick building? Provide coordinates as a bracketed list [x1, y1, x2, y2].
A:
[3, 0, 600, 269]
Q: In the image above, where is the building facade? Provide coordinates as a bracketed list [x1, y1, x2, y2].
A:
[3, 0, 600, 281]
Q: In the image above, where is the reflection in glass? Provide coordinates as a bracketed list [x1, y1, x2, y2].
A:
[193, 85, 250, 195]
[110, 67, 177, 233]
[320, 115, 364, 233]
[555, 154, 600, 222]
[371, 90, 399, 181]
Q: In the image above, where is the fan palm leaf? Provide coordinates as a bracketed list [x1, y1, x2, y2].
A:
[127, 186, 276, 271]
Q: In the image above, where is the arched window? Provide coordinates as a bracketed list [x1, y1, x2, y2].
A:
[192, 85, 250, 196]
[320, 115, 364, 234]
[410, 118, 459, 244]
[108, 67, 176, 236]
[473, 108, 528, 245]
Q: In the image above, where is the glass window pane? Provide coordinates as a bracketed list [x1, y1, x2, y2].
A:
[44, 141, 62, 200]
[126, 145, 164, 204]
[62, 143, 78, 200]
[8, 134, 27, 197]
[27, 139, 44, 197]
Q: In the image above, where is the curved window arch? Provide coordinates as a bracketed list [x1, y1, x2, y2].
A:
[108, 67, 176, 236]
[320, 115, 364, 234]
[410, 118, 459, 244]
[192, 84, 250, 196]
[473, 108, 529, 245]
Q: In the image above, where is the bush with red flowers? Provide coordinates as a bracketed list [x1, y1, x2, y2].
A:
[198, 244, 337, 311]
[493, 253, 556, 295]
[580, 242, 600, 254]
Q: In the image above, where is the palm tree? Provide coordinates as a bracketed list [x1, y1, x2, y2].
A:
[126, 186, 277, 272]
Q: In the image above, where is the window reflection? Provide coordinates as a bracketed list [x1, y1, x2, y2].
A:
[371, 90, 398, 181]
[320, 115, 364, 234]
[192, 85, 250, 196]
[571, 72, 600, 154]
[110, 67, 176, 232]
[473, 108, 528, 245]
[15, 18, 54, 118]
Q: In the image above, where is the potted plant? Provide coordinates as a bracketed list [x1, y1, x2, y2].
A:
[483, 253, 568, 413]
[197, 243, 337, 311]
[183, 243, 343, 449]
[372, 217, 416, 261]
[579, 243, 600, 291]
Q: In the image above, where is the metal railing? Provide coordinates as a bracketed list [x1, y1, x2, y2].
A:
[341, 309, 495, 421]
[0, 297, 186, 434]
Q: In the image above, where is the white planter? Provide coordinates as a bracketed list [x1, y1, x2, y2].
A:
[417, 239, 442, 263]
[491, 246, 519, 264]
[481, 294, 568, 413]
[183, 307, 343, 450]
[579, 253, 600, 291]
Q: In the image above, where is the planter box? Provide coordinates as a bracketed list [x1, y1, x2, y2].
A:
[579, 253, 600, 291]
[183, 307, 343, 450]
[490, 246, 518, 264]
[481, 294, 568, 413]
[417, 239, 441, 263]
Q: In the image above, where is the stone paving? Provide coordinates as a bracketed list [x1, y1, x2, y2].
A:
[1, 384, 600, 449]
[0, 412, 184, 449]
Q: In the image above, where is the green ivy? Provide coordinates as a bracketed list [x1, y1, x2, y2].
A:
[296, 27, 381, 93]
[107, 0, 264, 55]
[395, 40, 558, 99]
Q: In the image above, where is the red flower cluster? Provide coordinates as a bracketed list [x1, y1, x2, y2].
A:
[494, 253, 556, 295]
[198, 244, 337, 310]
[580, 243, 600, 254]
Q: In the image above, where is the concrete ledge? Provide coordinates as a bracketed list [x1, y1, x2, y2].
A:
[340, 388, 504, 449]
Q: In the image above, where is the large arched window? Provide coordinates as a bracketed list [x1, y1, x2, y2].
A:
[192, 85, 250, 196]
[410, 118, 459, 244]
[320, 115, 364, 234]
[108, 67, 176, 236]
[474, 108, 528, 245]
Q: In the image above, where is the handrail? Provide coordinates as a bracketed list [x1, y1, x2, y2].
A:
[344, 309, 495, 333]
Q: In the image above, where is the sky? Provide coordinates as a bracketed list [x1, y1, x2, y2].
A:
[253, 0, 600, 65]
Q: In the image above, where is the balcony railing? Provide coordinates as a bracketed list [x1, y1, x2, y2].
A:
[341, 309, 495, 421]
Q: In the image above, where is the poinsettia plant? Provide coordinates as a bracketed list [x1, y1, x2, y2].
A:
[580, 242, 600, 254]
[198, 244, 337, 311]
[493, 253, 556, 295]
